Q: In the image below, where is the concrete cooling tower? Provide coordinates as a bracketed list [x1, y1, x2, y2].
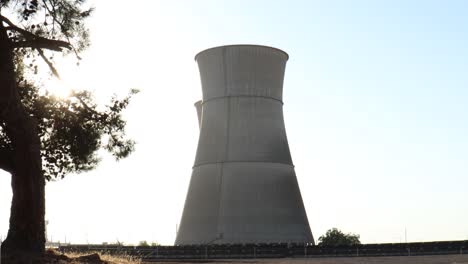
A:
[176, 45, 314, 245]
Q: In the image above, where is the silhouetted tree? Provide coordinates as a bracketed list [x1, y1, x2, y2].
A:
[318, 228, 361, 247]
[0, 0, 135, 256]
[138, 241, 149, 247]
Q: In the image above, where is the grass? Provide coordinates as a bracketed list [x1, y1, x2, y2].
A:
[25, 248, 143, 264]
[64, 251, 142, 264]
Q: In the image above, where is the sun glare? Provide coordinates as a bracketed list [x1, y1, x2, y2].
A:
[45, 78, 73, 99]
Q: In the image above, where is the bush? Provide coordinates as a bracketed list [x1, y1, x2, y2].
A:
[318, 228, 361, 246]
[138, 240, 149, 247]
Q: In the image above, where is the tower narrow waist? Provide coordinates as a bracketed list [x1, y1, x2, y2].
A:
[193, 160, 295, 169]
[201, 95, 284, 105]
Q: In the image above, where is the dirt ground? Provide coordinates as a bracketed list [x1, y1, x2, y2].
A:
[147, 255, 468, 264]
[3, 253, 468, 264]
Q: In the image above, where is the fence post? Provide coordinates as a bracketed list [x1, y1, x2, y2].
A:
[205, 246, 208, 259]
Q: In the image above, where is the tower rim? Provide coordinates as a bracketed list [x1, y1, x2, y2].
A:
[194, 44, 289, 62]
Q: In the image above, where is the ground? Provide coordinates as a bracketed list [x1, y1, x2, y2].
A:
[147, 255, 468, 264]
[3, 253, 468, 264]
[0, 249, 138, 264]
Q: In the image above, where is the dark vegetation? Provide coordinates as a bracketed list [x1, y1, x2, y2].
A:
[318, 228, 361, 247]
[0, 0, 136, 258]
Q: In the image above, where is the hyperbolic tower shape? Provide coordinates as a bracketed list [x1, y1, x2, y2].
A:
[176, 45, 314, 245]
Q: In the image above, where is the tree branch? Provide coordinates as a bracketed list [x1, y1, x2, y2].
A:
[73, 94, 102, 117]
[13, 39, 69, 52]
[42, 0, 85, 61]
[36, 48, 61, 78]
[1, 14, 71, 51]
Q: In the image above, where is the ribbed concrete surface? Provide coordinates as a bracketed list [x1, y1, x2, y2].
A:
[176, 45, 313, 245]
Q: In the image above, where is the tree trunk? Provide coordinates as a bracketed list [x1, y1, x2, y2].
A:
[0, 19, 45, 255]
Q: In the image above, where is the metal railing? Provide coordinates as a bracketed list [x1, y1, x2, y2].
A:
[59, 240, 468, 261]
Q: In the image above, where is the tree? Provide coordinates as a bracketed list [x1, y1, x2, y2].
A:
[138, 241, 149, 247]
[0, 0, 135, 256]
[317, 228, 361, 247]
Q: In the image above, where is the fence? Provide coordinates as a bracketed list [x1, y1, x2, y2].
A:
[59, 240, 468, 261]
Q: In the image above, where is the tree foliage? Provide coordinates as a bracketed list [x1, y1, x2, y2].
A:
[0, 1, 137, 181]
[138, 240, 149, 247]
[1, 0, 91, 51]
[9, 81, 137, 180]
[0, 4, 136, 181]
[318, 228, 361, 247]
[0, 0, 93, 87]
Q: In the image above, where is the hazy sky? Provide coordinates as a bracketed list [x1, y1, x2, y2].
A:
[1, 0, 468, 245]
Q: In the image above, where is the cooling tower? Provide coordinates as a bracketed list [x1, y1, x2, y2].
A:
[176, 45, 314, 245]
[194, 100, 202, 127]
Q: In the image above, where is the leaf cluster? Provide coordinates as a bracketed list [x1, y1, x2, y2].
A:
[0, 78, 139, 180]
[317, 228, 361, 247]
[2, 0, 92, 50]
[1, 0, 93, 77]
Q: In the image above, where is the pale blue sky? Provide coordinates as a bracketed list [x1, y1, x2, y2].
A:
[1, 0, 468, 245]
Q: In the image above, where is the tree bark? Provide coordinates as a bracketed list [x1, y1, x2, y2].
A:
[0, 19, 45, 255]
